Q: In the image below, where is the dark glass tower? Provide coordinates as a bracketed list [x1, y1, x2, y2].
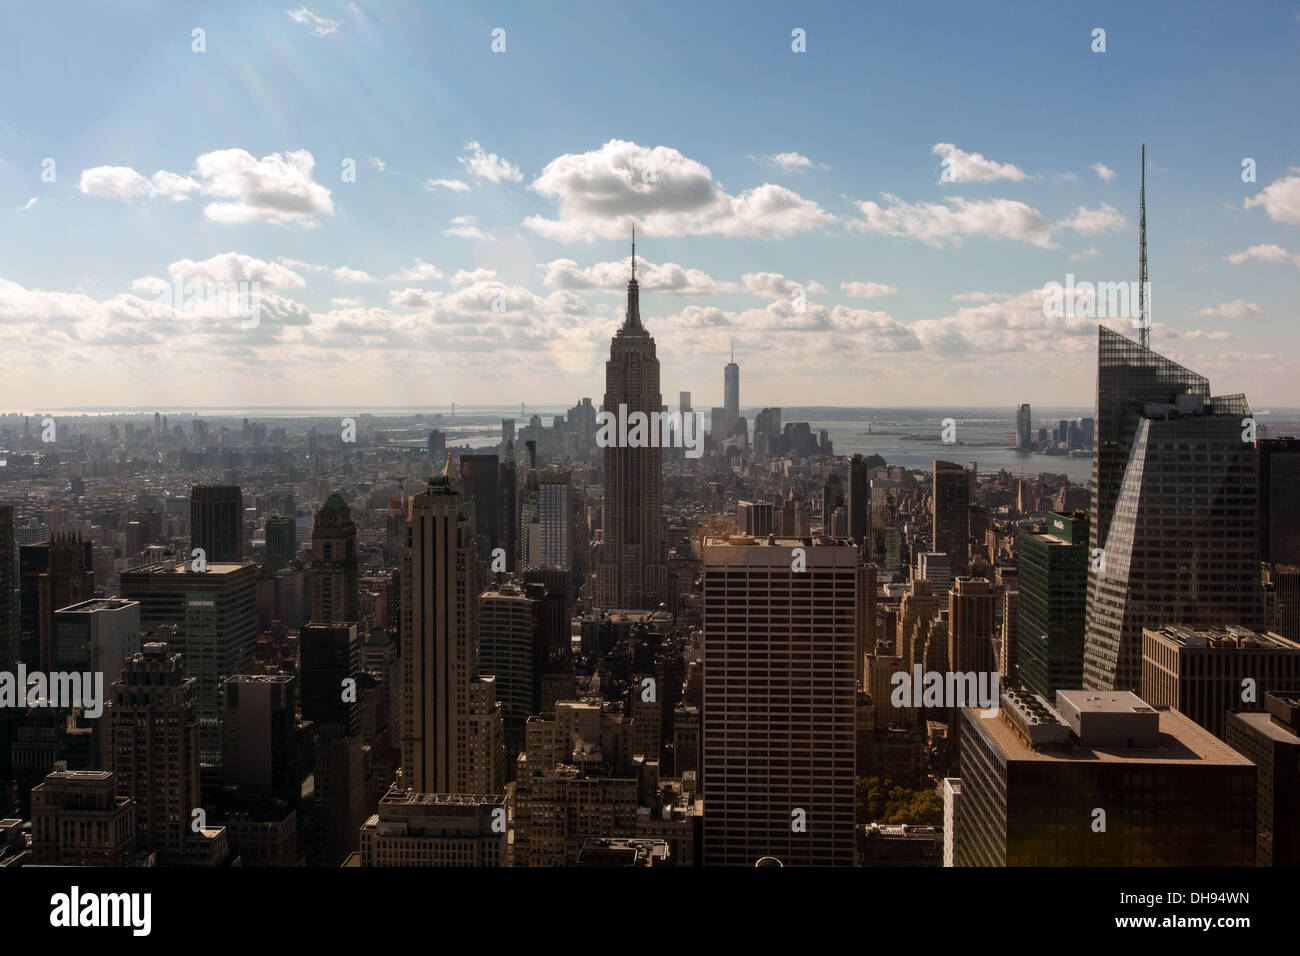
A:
[1083, 326, 1264, 691]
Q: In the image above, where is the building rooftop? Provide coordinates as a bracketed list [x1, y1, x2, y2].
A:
[54, 598, 139, 615]
[1144, 624, 1300, 651]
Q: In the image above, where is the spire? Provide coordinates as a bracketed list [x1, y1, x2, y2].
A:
[620, 226, 645, 334]
[731, 337, 734, 363]
[441, 449, 454, 479]
[1138, 143, 1149, 350]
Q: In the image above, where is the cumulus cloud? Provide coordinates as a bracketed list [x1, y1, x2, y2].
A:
[79, 166, 199, 202]
[79, 149, 333, 226]
[1056, 202, 1126, 235]
[333, 266, 376, 283]
[852, 193, 1054, 248]
[1196, 300, 1263, 320]
[524, 139, 835, 241]
[1224, 243, 1300, 268]
[1244, 171, 1300, 224]
[1091, 162, 1116, 182]
[165, 252, 306, 288]
[932, 143, 1029, 183]
[451, 268, 498, 287]
[443, 215, 489, 240]
[750, 152, 828, 172]
[458, 141, 522, 183]
[741, 273, 826, 298]
[387, 259, 444, 282]
[1069, 247, 1101, 261]
[841, 280, 897, 299]
[539, 257, 739, 295]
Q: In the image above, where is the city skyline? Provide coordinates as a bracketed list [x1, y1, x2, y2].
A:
[2, 2, 1299, 410]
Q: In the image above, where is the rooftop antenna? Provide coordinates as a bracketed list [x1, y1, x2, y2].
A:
[631, 224, 636, 281]
[731, 337, 734, 363]
[1138, 143, 1149, 350]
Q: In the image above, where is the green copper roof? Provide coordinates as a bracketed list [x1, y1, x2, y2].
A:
[321, 492, 348, 511]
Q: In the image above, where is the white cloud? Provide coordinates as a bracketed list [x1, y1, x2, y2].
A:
[741, 273, 826, 298]
[841, 280, 897, 299]
[78, 166, 200, 202]
[451, 268, 498, 287]
[16, 197, 36, 212]
[1224, 243, 1300, 268]
[389, 288, 441, 309]
[1091, 162, 1116, 182]
[751, 152, 828, 172]
[387, 259, 444, 282]
[951, 291, 1011, 302]
[852, 194, 1054, 248]
[1244, 171, 1300, 224]
[370, 157, 386, 172]
[166, 252, 306, 288]
[279, 257, 328, 273]
[333, 266, 376, 283]
[423, 178, 471, 192]
[458, 141, 523, 183]
[194, 149, 333, 225]
[539, 257, 739, 296]
[1196, 300, 1263, 320]
[525, 139, 835, 241]
[443, 215, 489, 240]
[331, 297, 361, 307]
[932, 143, 1029, 183]
[1056, 202, 1126, 235]
[286, 5, 339, 36]
[1069, 247, 1101, 261]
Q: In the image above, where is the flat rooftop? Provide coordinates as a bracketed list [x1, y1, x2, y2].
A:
[968, 703, 1251, 767]
[1230, 709, 1300, 744]
[55, 598, 139, 614]
[1145, 625, 1300, 651]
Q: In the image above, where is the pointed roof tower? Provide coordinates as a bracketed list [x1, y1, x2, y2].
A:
[619, 225, 646, 335]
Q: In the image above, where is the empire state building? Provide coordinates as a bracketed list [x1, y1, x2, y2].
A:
[597, 232, 668, 609]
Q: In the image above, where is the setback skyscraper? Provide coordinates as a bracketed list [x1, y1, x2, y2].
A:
[597, 233, 667, 609]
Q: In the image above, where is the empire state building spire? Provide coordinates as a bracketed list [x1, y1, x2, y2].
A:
[621, 226, 644, 334]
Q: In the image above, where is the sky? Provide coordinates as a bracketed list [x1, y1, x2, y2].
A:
[1, 0, 1298, 412]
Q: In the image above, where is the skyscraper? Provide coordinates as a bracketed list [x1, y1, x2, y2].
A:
[264, 514, 296, 572]
[723, 341, 739, 438]
[309, 493, 359, 625]
[597, 233, 667, 609]
[401, 458, 502, 794]
[1259, 437, 1300, 565]
[37, 533, 95, 672]
[538, 468, 571, 570]
[1017, 511, 1089, 700]
[459, 454, 501, 561]
[701, 535, 862, 866]
[300, 622, 361, 736]
[109, 643, 201, 865]
[847, 454, 869, 552]
[948, 576, 995, 675]
[191, 485, 243, 563]
[1083, 327, 1264, 692]
[0, 504, 16, 671]
[932, 461, 969, 575]
[1016, 403, 1032, 450]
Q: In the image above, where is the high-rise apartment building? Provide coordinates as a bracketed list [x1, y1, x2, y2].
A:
[701, 536, 862, 866]
[538, 468, 571, 570]
[596, 237, 667, 609]
[1084, 327, 1264, 692]
[191, 485, 243, 563]
[948, 576, 995, 675]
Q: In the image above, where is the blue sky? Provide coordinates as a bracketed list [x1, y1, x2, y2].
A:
[1, 0, 1298, 410]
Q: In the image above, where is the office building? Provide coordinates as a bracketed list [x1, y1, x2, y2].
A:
[1017, 512, 1089, 699]
[596, 235, 667, 609]
[737, 500, 774, 537]
[1141, 625, 1300, 740]
[51, 597, 141, 677]
[30, 770, 136, 866]
[955, 689, 1255, 866]
[1016, 403, 1033, 450]
[1227, 692, 1300, 866]
[300, 622, 361, 736]
[538, 468, 571, 570]
[310, 493, 359, 625]
[37, 533, 95, 672]
[948, 576, 995, 675]
[1259, 437, 1300, 565]
[1084, 327, 1264, 691]
[264, 514, 297, 572]
[359, 788, 507, 866]
[932, 461, 969, 575]
[0, 504, 16, 672]
[701, 535, 862, 866]
[222, 673, 297, 803]
[191, 485, 243, 563]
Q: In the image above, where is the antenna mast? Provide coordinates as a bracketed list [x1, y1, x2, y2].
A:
[1138, 144, 1149, 350]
